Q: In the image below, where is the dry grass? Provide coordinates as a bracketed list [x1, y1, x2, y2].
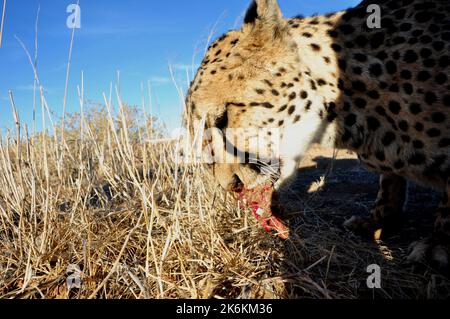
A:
[1, 90, 449, 299]
[0, 0, 6, 48]
[1, 7, 449, 298]
[0, 88, 288, 299]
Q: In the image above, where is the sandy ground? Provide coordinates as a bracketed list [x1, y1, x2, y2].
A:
[271, 144, 449, 298]
[295, 144, 439, 242]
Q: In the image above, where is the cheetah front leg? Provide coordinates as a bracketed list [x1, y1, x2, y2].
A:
[273, 122, 320, 192]
[408, 178, 450, 271]
[344, 173, 407, 239]
[273, 157, 299, 191]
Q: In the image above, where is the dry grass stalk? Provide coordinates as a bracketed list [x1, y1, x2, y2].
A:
[1, 6, 449, 300]
[1, 91, 449, 299]
[0, 0, 6, 48]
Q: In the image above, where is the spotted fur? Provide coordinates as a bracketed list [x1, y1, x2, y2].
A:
[186, 0, 450, 268]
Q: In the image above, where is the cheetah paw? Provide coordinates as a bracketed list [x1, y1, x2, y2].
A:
[343, 216, 379, 239]
[407, 238, 449, 272]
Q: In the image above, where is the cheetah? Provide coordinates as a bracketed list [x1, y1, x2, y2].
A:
[185, 0, 450, 269]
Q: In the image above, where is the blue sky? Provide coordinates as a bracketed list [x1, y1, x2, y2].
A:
[0, 0, 360, 132]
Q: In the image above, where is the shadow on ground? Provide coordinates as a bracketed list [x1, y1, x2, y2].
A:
[275, 155, 449, 299]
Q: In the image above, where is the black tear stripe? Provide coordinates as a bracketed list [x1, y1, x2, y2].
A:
[226, 102, 246, 107]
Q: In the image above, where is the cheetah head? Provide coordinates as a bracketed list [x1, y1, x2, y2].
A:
[185, 0, 332, 191]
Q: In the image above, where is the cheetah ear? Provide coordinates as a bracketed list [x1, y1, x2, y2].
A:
[244, 0, 283, 25]
[243, 0, 286, 38]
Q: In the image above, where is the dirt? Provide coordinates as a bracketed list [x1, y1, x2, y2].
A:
[291, 144, 439, 243]
[272, 144, 449, 299]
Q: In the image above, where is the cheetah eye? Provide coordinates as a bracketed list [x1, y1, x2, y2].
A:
[215, 112, 228, 130]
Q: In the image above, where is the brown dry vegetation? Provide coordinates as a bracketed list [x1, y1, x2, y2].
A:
[1, 96, 450, 299]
